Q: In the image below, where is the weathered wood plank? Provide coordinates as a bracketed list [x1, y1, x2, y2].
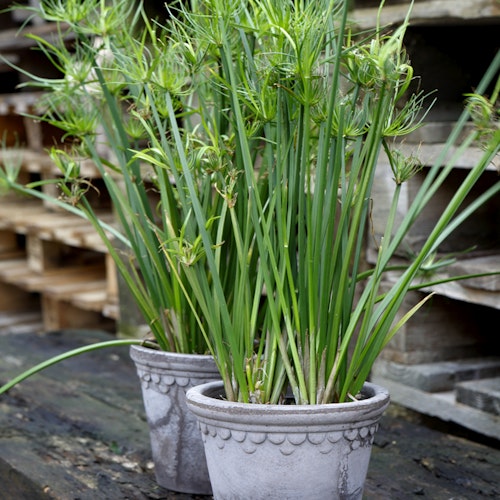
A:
[26, 234, 64, 273]
[0, 258, 31, 280]
[373, 358, 500, 393]
[0, 281, 39, 313]
[0, 200, 113, 252]
[0, 201, 44, 231]
[352, 0, 500, 29]
[43, 279, 108, 299]
[371, 373, 500, 441]
[0, 229, 18, 252]
[0, 329, 169, 499]
[70, 289, 109, 312]
[2, 264, 105, 292]
[0, 311, 42, 331]
[1, 329, 499, 498]
[41, 295, 114, 331]
[456, 377, 500, 416]
[106, 253, 119, 300]
[381, 290, 495, 363]
[449, 256, 500, 292]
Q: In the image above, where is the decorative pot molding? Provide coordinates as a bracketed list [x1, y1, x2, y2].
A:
[132, 348, 217, 394]
[187, 381, 390, 499]
[198, 420, 380, 456]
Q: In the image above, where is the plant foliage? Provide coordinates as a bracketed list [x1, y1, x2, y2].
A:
[1, 0, 499, 403]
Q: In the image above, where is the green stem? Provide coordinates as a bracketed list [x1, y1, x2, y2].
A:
[0, 339, 156, 395]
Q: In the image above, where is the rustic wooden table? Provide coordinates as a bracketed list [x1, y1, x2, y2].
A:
[1, 323, 499, 499]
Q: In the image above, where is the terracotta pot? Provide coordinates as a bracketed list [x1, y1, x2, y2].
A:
[130, 345, 220, 495]
[186, 380, 390, 499]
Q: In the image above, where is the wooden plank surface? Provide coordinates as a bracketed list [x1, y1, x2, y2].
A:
[371, 373, 500, 442]
[43, 279, 109, 299]
[0, 327, 499, 499]
[0, 148, 54, 172]
[373, 357, 500, 393]
[456, 377, 500, 416]
[0, 311, 42, 330]
[449, 256, 500, 292]
[70, 289, 109, 312]
[41, 296, 115, 332]
[352, 0, 500, 29]
[0, 200, 113, 252]
[0, 281, 39, 312]
[380, 289, 495, 364]
[0, 229, 17, 252]
[0, 201, 44, 231]
[0, 263, 105, 292]
[0, 258, 31, 280]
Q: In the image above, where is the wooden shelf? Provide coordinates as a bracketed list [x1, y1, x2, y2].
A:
[0, 199, 117, 331]
[353, 3, 500, 434]
[377, 121, 500, 171]
[0, 261, 105, 293]
[368, 260, 500, 310]
[0, 200, 113, 252]
[371, 372, 500, 441]
[0, 89, 120, 332]
[0, 19, 72, 51]
[352, 0, 500, 29]
[389, 142, 500, 172]
[419, 275, 500, 311]
[0, 92, 45, 113]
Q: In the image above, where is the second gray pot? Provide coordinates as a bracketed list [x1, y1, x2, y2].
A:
[130, 345, 220, 495]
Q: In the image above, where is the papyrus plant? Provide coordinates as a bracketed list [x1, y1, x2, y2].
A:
[1, 0, 499, 402]
[142, 0, 500, 404]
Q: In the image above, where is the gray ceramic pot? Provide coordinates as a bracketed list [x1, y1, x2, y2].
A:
[130, 345, 220, 495]
[186, 380, 390, 500]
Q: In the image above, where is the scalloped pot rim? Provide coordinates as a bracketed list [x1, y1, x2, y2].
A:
[129, 344, 217, 374]
[186, 380, 390, 428]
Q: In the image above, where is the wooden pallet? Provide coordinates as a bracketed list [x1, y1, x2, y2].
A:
[0, 199, 118, 331]
[352, 0, 500, 29]
[0, 310, 43, 333]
